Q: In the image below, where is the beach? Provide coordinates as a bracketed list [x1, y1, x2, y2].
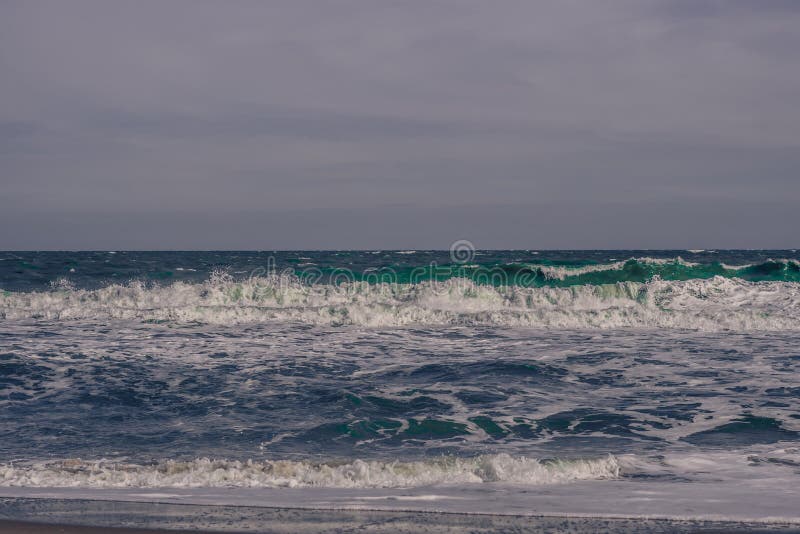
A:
[4, 0, 800, 528]
[3, 496, 800, 534]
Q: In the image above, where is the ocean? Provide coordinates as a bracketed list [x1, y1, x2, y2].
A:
[1, 249, 799, 528]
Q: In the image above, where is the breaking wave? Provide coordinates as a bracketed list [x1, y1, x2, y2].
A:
[521, 257, 800, 284]
[0, 454, 620, 489]
[300, 257, 799, 286]
[2, 274, 800, 330]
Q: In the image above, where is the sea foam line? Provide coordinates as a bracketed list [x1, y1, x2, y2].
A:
[0, 454, 620, 489]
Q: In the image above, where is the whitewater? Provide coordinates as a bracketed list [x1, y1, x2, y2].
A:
[3, 275, 800, 331]
[1, 250, 799, 528]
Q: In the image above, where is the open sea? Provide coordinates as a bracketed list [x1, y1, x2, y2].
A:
[1, 250, 800, 529]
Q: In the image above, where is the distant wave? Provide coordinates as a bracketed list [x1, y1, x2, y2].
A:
[290, 257, 799, 286]
[0, 454, 620, 489]
[483, 257, 800, 285]
[2, 274, 800, 330]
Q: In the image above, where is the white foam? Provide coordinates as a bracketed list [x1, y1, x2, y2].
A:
[0, 454, 620, 489]
[618, 446, 800, 484]
[2, 275, 799, 331]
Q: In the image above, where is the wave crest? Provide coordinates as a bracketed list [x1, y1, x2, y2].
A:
[2, 275, 800, 330]
[0, 454, 620, 489]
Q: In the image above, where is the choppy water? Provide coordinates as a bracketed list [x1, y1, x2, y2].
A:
[1, 251, 799, 509]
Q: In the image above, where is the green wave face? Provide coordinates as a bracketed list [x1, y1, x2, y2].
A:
[296, 258, 800, 287]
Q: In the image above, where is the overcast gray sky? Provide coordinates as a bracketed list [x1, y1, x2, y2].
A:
[1, 0, 798, 249]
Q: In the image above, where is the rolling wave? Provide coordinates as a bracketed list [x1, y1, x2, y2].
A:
[0, 454, 620, 489]
[285, 257, 800, 286]
[2, 274, 800, 330]
[455, 257, 800, 286]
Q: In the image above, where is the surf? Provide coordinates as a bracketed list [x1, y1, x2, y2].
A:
[2, 274, 800, 331]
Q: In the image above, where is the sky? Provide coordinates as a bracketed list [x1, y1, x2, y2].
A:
[1, 0, 799, 250]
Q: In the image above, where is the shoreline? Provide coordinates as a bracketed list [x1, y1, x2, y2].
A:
[2, 476, 800, 525]
[0, 521, 220, 534]
[2, 496, 800, 534]
[2, 513, 800, 534]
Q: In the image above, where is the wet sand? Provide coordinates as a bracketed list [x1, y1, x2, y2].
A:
[0, 521, 225, 533]
[2, 498, 800, 534]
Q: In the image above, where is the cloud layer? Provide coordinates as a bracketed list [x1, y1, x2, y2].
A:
[1, 0, 799, 248]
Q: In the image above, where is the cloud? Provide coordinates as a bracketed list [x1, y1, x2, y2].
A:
[1, 0, 798, 248]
